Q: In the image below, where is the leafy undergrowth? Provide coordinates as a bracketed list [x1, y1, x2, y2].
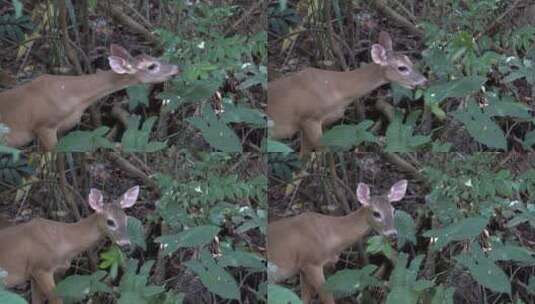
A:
[268, 0, 535, 153]
[0, 152, 266, 303]
[268, 152, 535, 304]
[0, 1, 266, 153]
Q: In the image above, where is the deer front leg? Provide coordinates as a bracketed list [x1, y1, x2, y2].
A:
[31, 278, 46, 304]
[32, 270, 62, 304]
[302, 264, 334, 304]
[300, 120, 323, 155]
[300, 271, 314, 304]
[35, 127, 58, 151]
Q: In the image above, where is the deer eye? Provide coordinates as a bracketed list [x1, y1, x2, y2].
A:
[148, 63, 158, 71]
[106, 219, 117, 228]
[398, 66, 409, 72]
[372, 211, 382, 219]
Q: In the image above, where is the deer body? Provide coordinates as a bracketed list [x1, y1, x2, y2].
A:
[267, 180, 408, 304]
[267, 32, 427, 153]
[0, 45, 180, 150]
[0, 186, 140, 304]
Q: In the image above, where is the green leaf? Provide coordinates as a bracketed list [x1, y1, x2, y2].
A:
[55, 271, 111, 304]
[265, 138, 293, 153]
[218, 249, 266, 272]
[323, 265, 378, 298]
[432, 285, 455, 304]
[484, 93, 531, 119]
[267, 284, 302, 304]
[455, 251, 511, 295]
[321, 121, 376, 151]
[395, 210, 417, 247]
[0, 289, 27, 304]
[156, 225, 221, 255]
[127, 216, 146, 251]
[487, 244, 535, 264]
[55, 127, 114, 152]
[386, 287, 416, 304]
[523, 130, 535, 150]
[220, 102, 266, 127]
[185, 250, 240, 300]
[424, 216, 488, 250]
[424, 76, 486, 105]
[187, 104, 242, 152]
[385, 111, 431, 152]
[121, 116, 167, 152]
[126, 85, 149, 110]
[453, 100, 507, 150]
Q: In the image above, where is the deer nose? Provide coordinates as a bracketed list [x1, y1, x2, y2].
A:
[117, 239, 131, 250]
[173, 64, 182, 75]
[383, 229, 398, 240]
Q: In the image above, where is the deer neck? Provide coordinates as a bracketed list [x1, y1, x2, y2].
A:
[72, 70, 140, 108]
[330, 207, 371, 253]
[60, 213, 105, 259]
[336, 63, 387, 102]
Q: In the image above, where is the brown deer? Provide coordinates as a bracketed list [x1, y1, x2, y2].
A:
[267, 31, 427, 153]
[0, 185, 140, 304]
[268, 180, 408, 303]
[0, 45, 180, 150]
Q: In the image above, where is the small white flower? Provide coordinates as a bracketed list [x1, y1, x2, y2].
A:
[162, 99, 171, 106]
[195, 186, 202, 193]
[197, 41, 205, 49]
[465, 179, 473, 187]
[506, 56, 516, 63]
[241, 62, 252, 69]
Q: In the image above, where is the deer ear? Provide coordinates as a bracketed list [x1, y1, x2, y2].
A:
[121, 185, 140, 208]
[388, 180, 408, 202]
[88, 189, 104, 213]
[357, 183, 371, 206]
[110, 44, 132, 60]
[378, 31, 393, 51]
[108, 56, 137, 74]
[371, 44, 388, 66]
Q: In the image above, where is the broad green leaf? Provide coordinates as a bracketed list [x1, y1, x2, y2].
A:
[218, 249, 266, 272]
[528, 277, 535, 295]
[126, 85, 149, 110]
[385, 112, 431, 152]
[455, 252, 511, 295]
[484, 93, 531, 119]
[424, 76, 486, 105]
[523, 130, 535, 150]
[487, 244, 535, 264]
[156, 225, 221, 255]
[395, 210, 417, 247]
[321, 121, 376, 151]
[267, 284, 302, 304]
[323, 265, 378, 298]
[127, 216, 146, 251]
[432, 285, 455, 304]
[55, 271, 110, 304]
[265, 138, 293, 153]
[0, 289, 27, 304]
[187, 104, 242, 152]
[453, 101, 507, 150]
[424, 216, 488, 250]
[56, 127, 114, 152]
[121, 116, 167, 152]
[386, 287, 416, 304]
[221, 102, 266, 127]
[185, 250, 240, 300]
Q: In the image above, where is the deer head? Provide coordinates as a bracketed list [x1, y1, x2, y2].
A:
[371, 31, 427, 89]
[356, 180, 408, 238]
[108, 44, 180, 83]
[88, 185, 140, 247]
